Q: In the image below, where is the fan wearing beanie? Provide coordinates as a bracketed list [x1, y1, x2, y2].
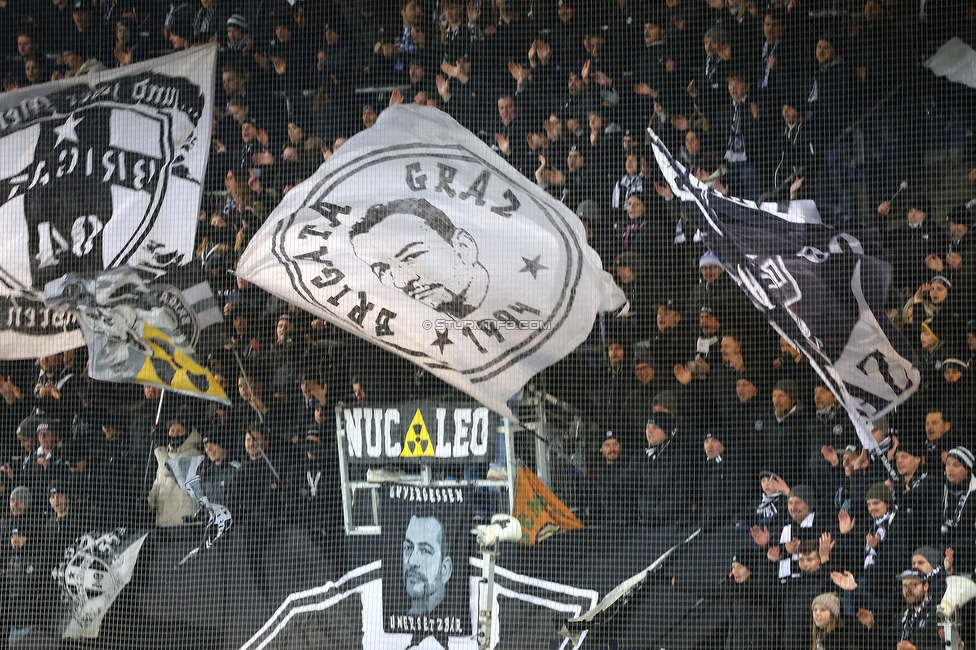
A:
[891, 435, 942, 538]
[723, 546, 778, 649]
[941, 446, 976, 575]
[758, 378, 807, 485]
[4, 486, 36, 535]
[630, 410, 694, 527]
[911, 546, 947, 602]
[811, 592, 851, 648]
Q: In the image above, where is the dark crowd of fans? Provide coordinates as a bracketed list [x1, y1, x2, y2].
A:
[2, 0, 976, 647]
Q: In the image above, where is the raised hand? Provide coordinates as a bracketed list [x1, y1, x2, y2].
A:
[535, 40, 551, 61]
[653, 181, 673, 199]
[822, 445, 839, 467]
[673, 364, 693, 385]
[838, 509, 856, 535]
[856, 608, 875, 629]
[494, 132, 511, 156]
[789, 176, 805, 199]
[251, 151, 274, 166]
[634, 83, 656, 97]
[435, 74, 450, 99]
[764, 478, 789, 499]
[591, 70, 612, 86]
[830, 570, 858, 591]
[819, 532, 835, 560]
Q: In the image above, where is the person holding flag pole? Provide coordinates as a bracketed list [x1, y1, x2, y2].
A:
[229, 345, 286, 490]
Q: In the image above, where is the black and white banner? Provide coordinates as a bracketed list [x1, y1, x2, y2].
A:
[338, 402, 497, 464]
[43, 265, 228, 402]
[380, 485, 472, 638]
[239, 559, 598, 650]
[0, 45, 217, 358]
[648, 130, 920, 451]
[166, 454, 233, 550]
[237, 105, 625, 420]
[53, 528, 150, 639]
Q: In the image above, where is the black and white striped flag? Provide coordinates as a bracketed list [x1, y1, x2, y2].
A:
[647, 129, 920, 452]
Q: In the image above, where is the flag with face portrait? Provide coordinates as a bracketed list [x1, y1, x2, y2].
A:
[237, 105, 625, 420]
[0, 45, 217, 358]
[380, 484, 472, 638]
[647, 129, 920, 452]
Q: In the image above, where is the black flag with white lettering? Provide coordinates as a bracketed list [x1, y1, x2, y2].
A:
[380, 484, 472, 639]
[647, 130, 920, 453]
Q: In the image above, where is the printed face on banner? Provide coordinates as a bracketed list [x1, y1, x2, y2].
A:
[240, 134, 594, 390]
[349, 199, 489, 318]
[382, 485, 470, 637]
[402, 515, 453, 614]
[237, 106, 626, 417]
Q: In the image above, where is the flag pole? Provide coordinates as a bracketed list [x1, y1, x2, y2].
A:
[142, 388, 167, 489]
[230, 346, 285, 488]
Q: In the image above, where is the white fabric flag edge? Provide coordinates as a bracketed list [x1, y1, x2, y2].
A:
[238, 105, 625, 420]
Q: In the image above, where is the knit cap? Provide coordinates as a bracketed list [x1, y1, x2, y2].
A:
[812, 593, 840, 619]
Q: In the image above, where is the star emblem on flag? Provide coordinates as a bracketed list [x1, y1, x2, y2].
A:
[519, 255, 548, 279]
[430, 328, 453, 354]
[53, 113, 84, 147]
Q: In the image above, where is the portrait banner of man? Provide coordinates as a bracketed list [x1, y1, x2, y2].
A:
[381, 484, 472, 639]
[237, 105, 626, 421]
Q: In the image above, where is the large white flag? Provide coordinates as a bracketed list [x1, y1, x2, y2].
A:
[238, 105, 624, 419]
[0, 44, 217, 358]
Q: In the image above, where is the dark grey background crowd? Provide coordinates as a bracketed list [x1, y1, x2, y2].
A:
[2, 0, 976, 647]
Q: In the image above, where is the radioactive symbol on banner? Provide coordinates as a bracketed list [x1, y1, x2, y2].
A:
[400, 409, 436, 458]
[135, 323, 228, 401]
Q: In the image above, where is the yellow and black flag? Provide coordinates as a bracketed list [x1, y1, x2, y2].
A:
[44, 265, 228, 403]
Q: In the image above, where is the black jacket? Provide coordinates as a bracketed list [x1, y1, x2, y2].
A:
[723, 562, 780, 650]
[3, 543, 55, 630]
[628, 432, 695, 526]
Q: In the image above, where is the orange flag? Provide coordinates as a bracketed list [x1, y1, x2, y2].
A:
[512, 466, 585, 544]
